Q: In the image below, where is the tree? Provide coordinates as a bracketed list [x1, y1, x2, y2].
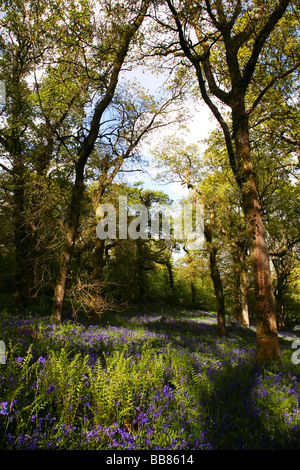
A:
[201, 130, 250, 327]
[152, 136, 227, 335]
[51, 0, 152, 323]
[105, 185, 175, 304]
[264, 181, 300, 327]
[244, 78, 300, 326]
[152, 0, 300, 359]
[0, 0, 59, 307]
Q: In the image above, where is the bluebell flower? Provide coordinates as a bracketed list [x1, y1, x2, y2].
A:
[37, 356, 46, 364]
[46, 382, 56, 393]
[0, 401, 8, 415]
[6, 433, 15, 446]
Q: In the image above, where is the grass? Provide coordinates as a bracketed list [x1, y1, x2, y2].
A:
[0, 308, 300, 450]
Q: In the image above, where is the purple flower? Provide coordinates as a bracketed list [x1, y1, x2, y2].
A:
[0, 401, 8, 416]
[37, 356, 46, 364]
[6, 433, 15, 446]
[46, 382, 56, 393]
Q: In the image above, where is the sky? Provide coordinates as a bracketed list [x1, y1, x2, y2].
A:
[119, 67, 216, 203]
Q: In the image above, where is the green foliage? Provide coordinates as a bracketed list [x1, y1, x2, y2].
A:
[0, 319, 210, 449]
[251, 367, 300, 445]
[1, 310, 300, 450]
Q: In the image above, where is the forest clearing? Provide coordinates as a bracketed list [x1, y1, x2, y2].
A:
[0, 0, 300, 454]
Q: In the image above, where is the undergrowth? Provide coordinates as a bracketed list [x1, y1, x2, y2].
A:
[0, 309, 300, 450]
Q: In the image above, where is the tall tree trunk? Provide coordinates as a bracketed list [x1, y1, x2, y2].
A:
[52, 179, 84, 324]
[239, 264, 250, 327]
[208, 243, 226, 336]
[183, 245, 197, 308]
[204, 219, 226, 336]
[93, 238, 105, 280]
[12, 156, 32, 308]
[190, 194, 226, 334]
[7, 58, 33, 308]
[273, 258, 289, 330]
[51, 0, 151, 323]
[166, 259, 174, 291]
[232, 104, 280, 359]
[166, 259, 177, 304]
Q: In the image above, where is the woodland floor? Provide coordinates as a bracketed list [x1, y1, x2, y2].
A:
[1, 307, 300, 451]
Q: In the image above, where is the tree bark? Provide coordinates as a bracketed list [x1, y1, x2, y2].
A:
[204, 219, 226, 337]
[183, 245, 197, 308]
[93, 238, 105, 280]
[239, 263, 250, 327]
[12, 156, 32, 308]
[232, 103, 280, 359]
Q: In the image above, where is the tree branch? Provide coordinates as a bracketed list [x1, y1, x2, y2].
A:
[246, 60, 300, 115]
[81, 0, 151, 161]
[242, 0, 291, 90]
[0, 162, 12, 174]
[192, 60, 239, 181]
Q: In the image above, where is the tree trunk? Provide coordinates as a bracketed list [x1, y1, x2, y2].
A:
[273, 261, 287, 330]
[239, 264, 250, 327]
[8, 62, 33, 308]
[166, 259, 174, 291]
[209, 243, 226, 336]
[12, 162, 31, 308]
[51, 177, 85, 323]
[204, 221, 226, 336]
[232, 104, 280, 360]
[183, 245, 197, 308]
[93, 238, 105, 280]
[166, 259, 177, 304]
